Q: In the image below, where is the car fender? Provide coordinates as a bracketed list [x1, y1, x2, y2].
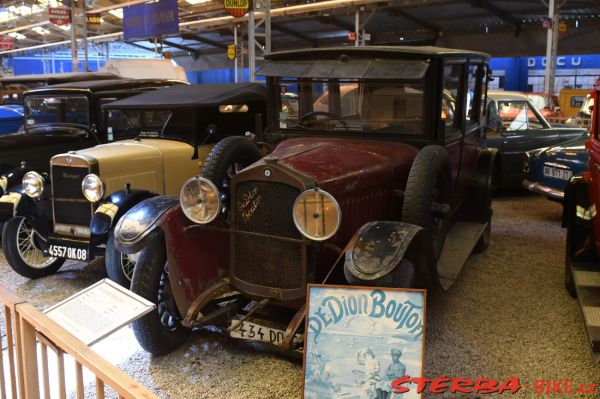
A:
[0, 163, 34, 196]
[112, 195, 179, 254]
[89, 189, 157, 248]
[343, 221, 438, 289]
[0, 186, 54, 237]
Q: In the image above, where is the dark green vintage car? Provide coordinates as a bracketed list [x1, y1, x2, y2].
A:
[486, 90, 587, 189]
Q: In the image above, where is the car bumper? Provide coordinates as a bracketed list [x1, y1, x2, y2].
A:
[522, 179, 564, 201]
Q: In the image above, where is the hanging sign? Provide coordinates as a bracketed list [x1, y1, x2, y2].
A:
[48, 7, 71, 26]
[302, 285, 426, 399]
[558, 19, 567, 35]
[347, 31, 357, 41]
[227, 44, 236, 60]
[86, 13, 102, 25]
[542, 17, 552, 30]
[0, 36, 14, 51]
[123, 0, 179, 40]
[224, 0, 250, 18]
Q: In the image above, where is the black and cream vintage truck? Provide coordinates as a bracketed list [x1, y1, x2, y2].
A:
[0, 83, 267, 287]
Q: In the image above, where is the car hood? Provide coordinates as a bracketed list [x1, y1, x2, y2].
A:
[529, 133, 588, 168]
[0, 126, 88, 149]
[265, 137, 419, 194]
[60, 138, 196, 195]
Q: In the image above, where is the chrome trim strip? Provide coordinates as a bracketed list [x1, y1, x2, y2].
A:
[522, 179, 564, 200]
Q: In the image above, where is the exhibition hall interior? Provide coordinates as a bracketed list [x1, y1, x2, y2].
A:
[0, 0, 598, 398]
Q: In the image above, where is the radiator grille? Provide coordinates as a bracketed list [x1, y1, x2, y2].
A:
[232, 181, 304, 289]
[51, 164, 92, 235]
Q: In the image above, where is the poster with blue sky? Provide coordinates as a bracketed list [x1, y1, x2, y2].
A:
[303, 285, 426, 399]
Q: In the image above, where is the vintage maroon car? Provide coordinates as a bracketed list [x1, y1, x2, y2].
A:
[114, 46, 496, 355]
[562, 80, 600, 363]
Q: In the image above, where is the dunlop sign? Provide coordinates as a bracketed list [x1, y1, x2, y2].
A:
[224, 0, 250, 18]
[123, 0, 179, 40]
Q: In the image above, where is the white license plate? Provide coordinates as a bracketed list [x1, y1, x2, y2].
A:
[543, 166, 572, 181]
[48, 245, 88, 261]
[229, 320, 287, 346]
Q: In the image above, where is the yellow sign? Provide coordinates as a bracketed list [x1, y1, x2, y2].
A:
[227, 44, 236, 60]
[86, 13, 102, 25]
[558, 19, 567, 35]
[224, 0, 250, 18]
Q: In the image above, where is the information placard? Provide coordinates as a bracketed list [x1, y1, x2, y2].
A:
[44, 278, 155, 346]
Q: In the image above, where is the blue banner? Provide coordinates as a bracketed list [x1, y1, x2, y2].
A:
[123, 0, 179, 40]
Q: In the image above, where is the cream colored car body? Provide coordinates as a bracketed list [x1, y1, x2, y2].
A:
[50, 138, 212, 238]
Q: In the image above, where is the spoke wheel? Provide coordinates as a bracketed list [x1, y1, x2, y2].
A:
[16, 218, 57, 269]
[2, 217, 65, 279]
[120, 253, 138, 282]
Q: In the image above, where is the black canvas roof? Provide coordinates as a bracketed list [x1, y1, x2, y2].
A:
[0, 72, 118, 84]
[25, 79, 184, 95]
[266, 46, 489, 61]
[102, 82, 267, 110]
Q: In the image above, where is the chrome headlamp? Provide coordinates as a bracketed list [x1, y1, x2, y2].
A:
[180, 176, 221, 224]
[82, 174, 104, 202]
[22, 171, 44, 198]
[293, 188, 341, 241]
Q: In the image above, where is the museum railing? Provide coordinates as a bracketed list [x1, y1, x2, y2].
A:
[0, 284, 158, 399]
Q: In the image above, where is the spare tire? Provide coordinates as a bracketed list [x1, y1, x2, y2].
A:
[201, 136, 262, 217]
[402, 145, 452, 259]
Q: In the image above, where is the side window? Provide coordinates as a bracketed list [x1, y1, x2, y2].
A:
[442, 64, 463, 135]
[98, 97, 118, 131]
[527, 106, 545, 129]
[465, 64, 482, 126]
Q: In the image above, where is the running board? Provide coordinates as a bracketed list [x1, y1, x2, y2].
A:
[571, 263, 600, 364]
[437, 221, 487, 290]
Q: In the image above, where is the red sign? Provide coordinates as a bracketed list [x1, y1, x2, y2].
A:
[224, 0, 250, 18]
[348, 31, 357, 41]
[0, 36, 14, 51]
[49, 7, 71, 26]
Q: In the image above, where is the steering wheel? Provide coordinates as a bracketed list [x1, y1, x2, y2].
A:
[299, 111, 347, 127]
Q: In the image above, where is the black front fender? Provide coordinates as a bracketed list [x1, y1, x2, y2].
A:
[113, 196, 179, 255]
[344, 221, 437, 289]
[89, 189, 157, 248]
[0, 163, 36, 197]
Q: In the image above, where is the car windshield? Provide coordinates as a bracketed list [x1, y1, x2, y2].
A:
[107, 109, 195, 142]
[24, 95, 89, 129]
[526, 94, 547, 111]
[276, 78, 425, 135]
[497, 100, 545, 131]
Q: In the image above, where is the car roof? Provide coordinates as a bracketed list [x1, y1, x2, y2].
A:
[102, 82, 267, 110]
[0, 72, 118, 84]
[488, 90, 530, 101]
[266, 46, 489, 61]
[24, 79, 186, 95]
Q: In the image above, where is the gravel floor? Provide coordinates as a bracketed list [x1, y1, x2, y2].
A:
[0, 192, 598, 398]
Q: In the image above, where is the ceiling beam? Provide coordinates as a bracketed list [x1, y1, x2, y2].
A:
[467, 0, 522, 35]
[318, 16, 355, 31]
[125, 42, 156, 52]
[271, 22, 319, 46]
[385, 7, 441, 34]
[156, 39, 202, 55]
[180, 33, 228, 49]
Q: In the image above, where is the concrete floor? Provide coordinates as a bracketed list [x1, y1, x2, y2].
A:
[0, 193, 598, 398]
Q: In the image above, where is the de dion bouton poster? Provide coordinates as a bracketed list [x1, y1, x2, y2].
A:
[303, 285, 426, 399]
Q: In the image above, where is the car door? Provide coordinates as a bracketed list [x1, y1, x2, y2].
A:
[499, 100, 559, 187]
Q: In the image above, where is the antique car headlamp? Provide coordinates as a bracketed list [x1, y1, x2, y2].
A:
[82, 174, 104, 202]
[293, 188, 341, 241]
[22, 171, 45, 198]
[180, 176, 221, 224]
